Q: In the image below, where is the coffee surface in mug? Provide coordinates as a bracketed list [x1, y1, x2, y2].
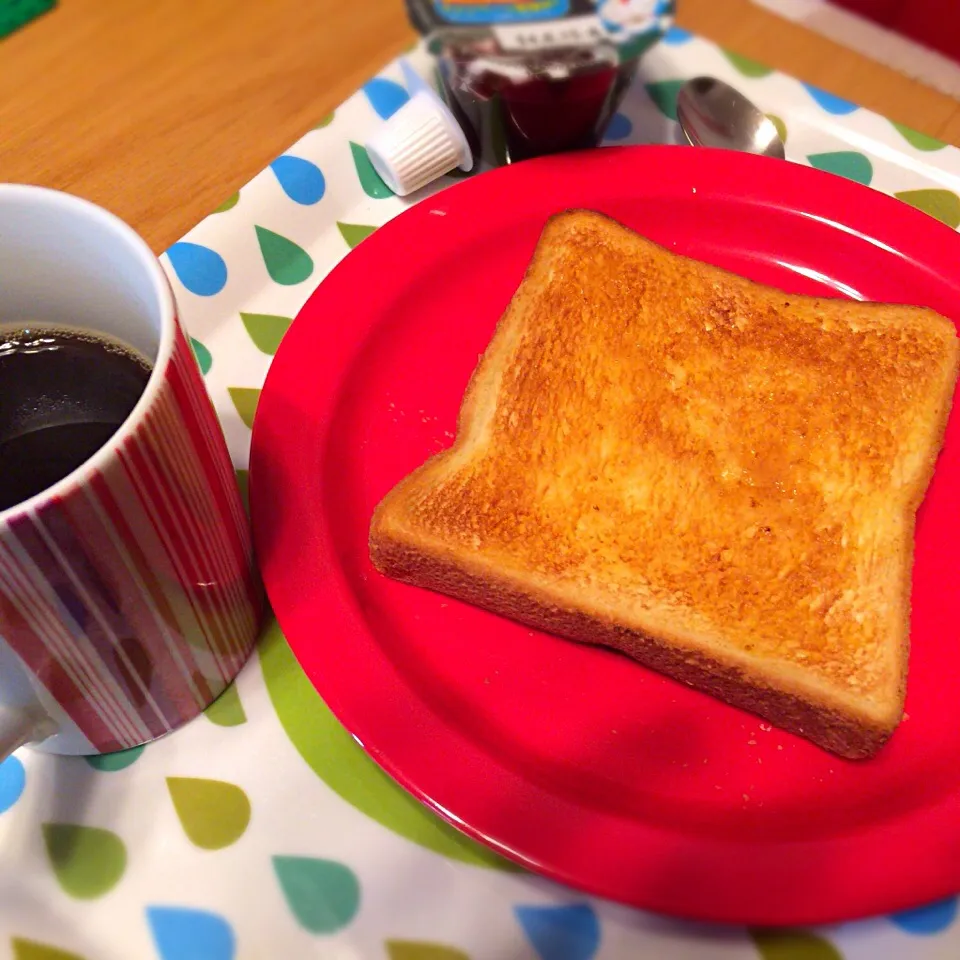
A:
[0, 325, 152, 512]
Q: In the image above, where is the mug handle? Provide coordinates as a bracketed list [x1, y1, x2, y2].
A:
[0, 706, 56, 763]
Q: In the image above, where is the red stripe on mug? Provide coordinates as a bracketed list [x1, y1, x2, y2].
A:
[0, 319, 262, 750]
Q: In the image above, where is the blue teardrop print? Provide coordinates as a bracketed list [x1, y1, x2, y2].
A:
[514, 904, 600, 960]
[0, 755, 25, 813]
[147, 906, 236, 960]
[605, 113, 633, 141]
[891, 897, 959, 935]
[269, 156, 326, 206]
[801, 83, 858, 116]
[663, 25, 693, 44]
[363, 77, 409, 119]
[166, 243, 227, 297]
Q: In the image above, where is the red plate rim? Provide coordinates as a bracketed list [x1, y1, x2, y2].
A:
[250, 145, 960, 926]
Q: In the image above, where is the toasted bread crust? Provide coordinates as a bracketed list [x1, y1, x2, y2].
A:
[370, 527, 891, 758]
[370, 210, 960, 759]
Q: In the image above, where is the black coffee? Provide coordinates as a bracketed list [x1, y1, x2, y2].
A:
[0, 326, 152, 512]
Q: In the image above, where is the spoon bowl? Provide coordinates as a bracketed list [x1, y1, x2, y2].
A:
[677, 76, 786, 159]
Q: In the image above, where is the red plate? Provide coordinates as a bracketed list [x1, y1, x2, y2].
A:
[250, 146, 960, 925]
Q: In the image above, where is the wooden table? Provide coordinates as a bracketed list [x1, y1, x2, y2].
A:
[1, 0, 958, 253]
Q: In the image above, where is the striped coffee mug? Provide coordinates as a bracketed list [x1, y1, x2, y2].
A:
[0, 185, 263, 756]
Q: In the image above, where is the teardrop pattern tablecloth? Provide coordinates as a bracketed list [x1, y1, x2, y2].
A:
[3, 31, 960, 960]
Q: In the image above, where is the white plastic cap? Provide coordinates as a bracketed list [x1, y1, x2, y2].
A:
[365, 89, 473, 197]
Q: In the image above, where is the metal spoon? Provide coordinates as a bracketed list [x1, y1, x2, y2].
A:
[676, 76, 786, 160]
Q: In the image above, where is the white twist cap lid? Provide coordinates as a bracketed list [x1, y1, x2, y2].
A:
[365, 89, 473, 197]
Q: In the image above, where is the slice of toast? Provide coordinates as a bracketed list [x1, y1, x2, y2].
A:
[370, 210, 959, 759]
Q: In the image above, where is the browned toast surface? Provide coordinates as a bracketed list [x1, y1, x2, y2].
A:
[370, 210, 960, 758]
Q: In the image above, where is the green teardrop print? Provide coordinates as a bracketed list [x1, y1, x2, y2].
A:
[891, 122, 947, 152]
[645, 81, 685, 121]
[255, 226, 314, 285]
[273, 856, 360, 933]
[213, 192, 239, 213]
[167, 777, 251, 850]
[386, 942, 470, 960]
[337, 222, 378, 250]
[750, 930, 843, 960]
[766, 114, 787, 146]
[235, 468, 249, 515]
[259, 620, 514, 870]
[723, 49, 772, 77]
[12, 939, 89, 960]
[350, 142, 394, 198]
[807, 151, 873, 185]
[84, 744, 145, 772]
[190, 337, 212, 375]
[228, 387, 260, 429]
[240, 312, 292, 355]
[315, 112, 335, 129]
[42, 823, 127, 899]
[895, 189, 960, 228]
[204, 682, 247, 727]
